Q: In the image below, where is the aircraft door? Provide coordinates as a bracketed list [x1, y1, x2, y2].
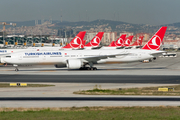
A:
[43, 55, 46, 60]
[18, 54, 22, 60]
[138, 53, 141, 58]
[78, 53, 82, 57]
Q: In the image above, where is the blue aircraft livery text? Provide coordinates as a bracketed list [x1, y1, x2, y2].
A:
[0, 50, 7, 53]
[25, 52, 62, 56]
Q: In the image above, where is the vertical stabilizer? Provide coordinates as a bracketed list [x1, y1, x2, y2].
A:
[85, 32, 104, 47]
[142, 27, 167, 50]
[109, 34, 126, 47]
[62, 31, 86, 49]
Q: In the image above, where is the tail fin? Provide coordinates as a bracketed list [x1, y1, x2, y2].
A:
[109, 34, 126, 47]
[123, 35, 133, 47]
[131, 36, 144, 46]
[85, 32, 104, 47]
[108, 41, 115, 47]
[142, 27, 167, 50]
[81, 40, 86, 48]
[62, 31, 86, 49]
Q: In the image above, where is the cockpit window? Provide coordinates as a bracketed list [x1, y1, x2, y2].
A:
[6, 56, 11, 58]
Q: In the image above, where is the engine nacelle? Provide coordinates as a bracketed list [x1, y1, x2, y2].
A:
[66, 59, 82, 69]
[153, 57, 156, 60]
[54, 64, 66, 68]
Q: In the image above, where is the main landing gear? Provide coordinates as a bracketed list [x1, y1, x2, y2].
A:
[79, 67, 97, 70]
[79, 62, 97, 70]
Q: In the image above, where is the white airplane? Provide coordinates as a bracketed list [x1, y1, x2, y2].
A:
[0, 31, 103, 58]
[84, 32, 104, 49]
[100, 34, 126, 49]
[0, 27, 167, 71]
[0, 31, 86, 60]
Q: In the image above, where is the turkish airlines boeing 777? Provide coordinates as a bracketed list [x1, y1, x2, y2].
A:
[0, 27, 167, 71]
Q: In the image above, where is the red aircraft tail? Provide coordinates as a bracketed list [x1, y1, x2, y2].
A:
[131, 36, 144, 46]
[85, 32, 104, 47]
[123, 35, 133, 47]
[62, 31, 86, 49]
[109, 34, 126, 47]
[142, 27, 167, 50]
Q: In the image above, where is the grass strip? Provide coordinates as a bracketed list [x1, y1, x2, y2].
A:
[0, 106, 180, 120]
[74, 84, 180, 96]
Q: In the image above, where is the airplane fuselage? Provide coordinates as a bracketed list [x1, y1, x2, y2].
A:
[1, 49, 162, 66]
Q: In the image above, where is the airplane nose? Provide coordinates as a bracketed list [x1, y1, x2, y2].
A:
[0, 57, 7, 63]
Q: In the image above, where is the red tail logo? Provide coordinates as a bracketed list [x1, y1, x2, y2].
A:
[142, 27, 167, 50]
[124, 39, 131, 46]
[85, 32, 104, 47]
[123, 36, 133, 47]
[114, 34, 126, 47]
[131, 36, 144, 46]
[62, 31, 86, 49]
[69, 36, 82, 48]
[90, 36, 100, 46]
[136, 37, 142, 45]
[115, 38, 124, 46]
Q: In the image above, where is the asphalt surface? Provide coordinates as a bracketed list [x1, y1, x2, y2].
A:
[0, 54, 180, 107]
[0, 97, 180, 101]
[0, 75, 180, 84]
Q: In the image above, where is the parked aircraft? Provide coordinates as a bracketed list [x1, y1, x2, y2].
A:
[123, 36, 133, 47]
[0, 27, 167, 71]
[84, 32, 104, 49]
[0, 31, 86, 57]
[131, 36, 144, 47]
[108, 34, 126, 47]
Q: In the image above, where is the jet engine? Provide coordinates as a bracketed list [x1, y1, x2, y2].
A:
[66, 59, 82, 69]
[54, 64, 66, 68]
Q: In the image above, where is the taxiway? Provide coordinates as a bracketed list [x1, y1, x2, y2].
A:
[0, 53, 180, 107]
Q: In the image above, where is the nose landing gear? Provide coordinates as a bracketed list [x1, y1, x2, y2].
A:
[15, 67, 19, 72]
[13, 64, 19, 72]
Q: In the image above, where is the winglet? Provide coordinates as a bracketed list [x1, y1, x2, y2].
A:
[85, 32, 104, 47]
[142, 27, 167, 50]
[62, 31, 86, 49]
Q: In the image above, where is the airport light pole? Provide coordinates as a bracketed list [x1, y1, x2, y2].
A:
[13, 23, 16, 47]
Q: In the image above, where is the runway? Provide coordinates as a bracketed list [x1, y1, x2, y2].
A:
[0, 97, 180, 101]
[0, 75, 180, 84]
[0, 55, 180, 107]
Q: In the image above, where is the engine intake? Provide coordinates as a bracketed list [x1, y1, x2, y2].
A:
[66, 59, 82, 69]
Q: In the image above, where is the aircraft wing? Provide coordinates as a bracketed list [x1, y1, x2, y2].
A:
[81, 53, 128, 63]
[91, 46, 103, 49]
[0, 54, 10, 57]
[150, 51, 167, 57]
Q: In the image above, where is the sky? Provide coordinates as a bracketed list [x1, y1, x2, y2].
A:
[0, 0, 180, 25]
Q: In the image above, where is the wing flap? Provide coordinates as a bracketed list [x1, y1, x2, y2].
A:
[81, 53, 128, 63]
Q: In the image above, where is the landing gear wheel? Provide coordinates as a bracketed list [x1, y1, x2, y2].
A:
[93, 67, 97, 70]
[15, 68, 19, 72]
[90, 67, 94, 70]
